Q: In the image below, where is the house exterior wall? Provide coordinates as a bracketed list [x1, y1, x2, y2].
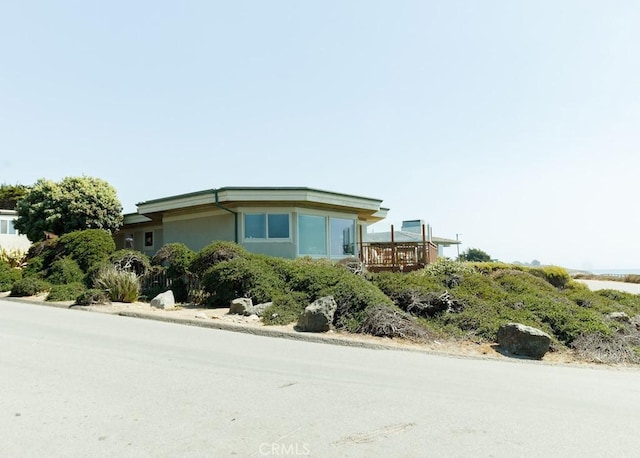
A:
[0, 211, 31, 253]
[118, 196, 374, 261]
[163, 212, 235, 252]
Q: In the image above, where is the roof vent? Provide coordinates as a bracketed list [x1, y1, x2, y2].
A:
[401, 219, 424, 233]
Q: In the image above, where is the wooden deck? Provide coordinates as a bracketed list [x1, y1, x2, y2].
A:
[359, 241, 438, 272]
[358, 223, 438, 272]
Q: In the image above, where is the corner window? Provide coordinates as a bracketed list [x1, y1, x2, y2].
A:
[244, 213, 290, 240]
[331, 218, 355, 256]
[144, 231, 154, 248]
[298, 214, 327, 256]
[0, 220, 6, 234]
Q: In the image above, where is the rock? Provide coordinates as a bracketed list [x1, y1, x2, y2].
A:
[194, 312, 209, 320]
[497, 323, 551, 359]
[229, 298, 254, 316]
[253, 302, 272, 317]
[296, 296, 337, 332]
[150, 290, 175, 310]
[607, 312, 630, 323]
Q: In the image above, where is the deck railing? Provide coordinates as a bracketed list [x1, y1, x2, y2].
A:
[359, 241, 438, 272]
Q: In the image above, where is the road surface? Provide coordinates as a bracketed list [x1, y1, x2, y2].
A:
[1, 299, 639, 457]
[576, 279, 640, 294]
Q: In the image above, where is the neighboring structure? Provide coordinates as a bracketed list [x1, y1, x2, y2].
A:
[364, 220, 461, 257]
[0, 209, 31, 253]
[115, 187, 388, 260]
[360, 219, 460, 272]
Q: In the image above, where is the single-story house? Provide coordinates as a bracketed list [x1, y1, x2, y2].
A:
[115, 187, 389, 260]
[0, 209, 31, 253]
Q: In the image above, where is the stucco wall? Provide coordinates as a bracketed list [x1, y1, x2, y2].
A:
[163, 213, 235, 252]
[0, 234, 31, 253]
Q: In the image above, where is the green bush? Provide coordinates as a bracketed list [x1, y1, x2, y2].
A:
[58, 229, 115, 272]
[202, 256, 285, 307]
[190, 241, 249, 278]
[46, 282, 86, 302]
[47, 257, 85, 285]
[0, 260, 22, 292]
[152, 243, 195, 303]
[10, 278, 51, 297]
[529, 266, 571, 289]
[109, 249, 151, 275]
[152, 243, 195, 278]
[22, 255, 47, 279]
[75, 288, 110, 305]
[93, 266, 140, 303]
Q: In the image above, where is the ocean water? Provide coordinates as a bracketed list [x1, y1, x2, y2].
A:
[589, 269, 640, 276]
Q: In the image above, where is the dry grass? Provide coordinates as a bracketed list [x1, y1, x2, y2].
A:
[356, 305, 430, 341]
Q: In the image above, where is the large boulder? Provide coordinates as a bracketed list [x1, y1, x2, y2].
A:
[497, 323, 551, 359]
[296, 296, 338, 332]
[253, 302, 272, 317]
[229, 298, 254, 316]
[150, 290, 175, 310]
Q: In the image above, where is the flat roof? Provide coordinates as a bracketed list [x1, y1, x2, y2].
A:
[137, 186, 383, 207]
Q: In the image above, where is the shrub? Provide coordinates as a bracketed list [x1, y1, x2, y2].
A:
[0, 247, 27, 268]
[109, 249, 151, 275]
[356, 304, 430, 341]
[201, 256, 285, 307]
[152, 243, 195, 303]
[190, 241, 249, 278]
[22, 256, 46, 279]
[530, 266, 571, 289]
[571, 333, 640, 365]
[58, 229, 115, 272]
[0, 260, 22, 291]
[261, 292, 308, 326]
[46, 282, 86, 302]
[152, 243, 195, 278]
[75, 289, 110, 305]
[10, 278, 51, 297]
[47, 257, 85, 285]
[93, 266, 140, 303]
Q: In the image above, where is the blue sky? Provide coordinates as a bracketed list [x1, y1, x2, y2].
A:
[1, 1, 639, 270]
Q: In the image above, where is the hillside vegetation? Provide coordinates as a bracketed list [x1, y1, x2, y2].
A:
[3, 236, 640, 364]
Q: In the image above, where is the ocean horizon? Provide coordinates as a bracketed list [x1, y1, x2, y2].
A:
[584, 268, 640, 276]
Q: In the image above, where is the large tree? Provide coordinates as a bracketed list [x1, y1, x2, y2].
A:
[458, 247, 492, 262]
[0, 184, 29, 209]
[15, 176, 123, 241]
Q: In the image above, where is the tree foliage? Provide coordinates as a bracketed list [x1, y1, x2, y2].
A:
[458, 247, 492, 262]
[14, 177, 123, 241]
[0, 184, 29, 209]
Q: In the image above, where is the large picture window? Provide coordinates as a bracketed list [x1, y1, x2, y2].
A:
[298, 214, 326, 256]
[298, 214, 355, 257]
[330, 218, 355, 256]
[244, 213, 290, 240]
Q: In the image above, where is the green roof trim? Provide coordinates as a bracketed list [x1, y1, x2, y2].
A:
[137, 186, 384, 206]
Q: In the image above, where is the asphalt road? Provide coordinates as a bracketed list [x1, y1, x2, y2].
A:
[2, 300, 640, 458]
[576, 279, 640, 294]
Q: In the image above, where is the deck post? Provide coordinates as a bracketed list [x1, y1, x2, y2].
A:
[391, 224, 396, 270]
[358, 224, 363, 263]
[422, 224, 428, 265]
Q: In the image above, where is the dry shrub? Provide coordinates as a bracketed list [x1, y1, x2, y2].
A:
[356, 305, 430, 342]
[571, 333, 640, 365]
